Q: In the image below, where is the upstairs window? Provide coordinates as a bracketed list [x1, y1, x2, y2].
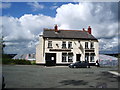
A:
[62, 41, 66, 48]
[48, 41, 52, 48]
[90, 42, 94, 49]
[85, 42, 88, 49]
[68, 42, 72, 49]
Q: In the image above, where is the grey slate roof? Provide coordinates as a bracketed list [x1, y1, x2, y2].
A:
[43, 29, 98, 41]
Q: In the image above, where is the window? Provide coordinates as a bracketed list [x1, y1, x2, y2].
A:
[62, 53, 67, 62]
[68, 42, 72, 49]
[48, 41, 52, 48]
[90, 53, 95, 62]
[62, 41, 66, 48]
[90, 55, 94, 62]
[85, 42, 88, 49]
[85, 53, 89, 62]
[90, 42, 94, 49]
[29, 54, 31, 57]
[68, 53, 73, 62]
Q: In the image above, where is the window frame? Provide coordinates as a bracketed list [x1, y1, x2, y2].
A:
[62, 53, 67, 62]
[62, 41, 67, 49]
[90, 55, 94, 62]
[85, 42, 89, 49]
[68, 42, 72, 49]
[48, 41, 52, 48]
[90, 42, 94, 49]
[68, 53, 73, 62]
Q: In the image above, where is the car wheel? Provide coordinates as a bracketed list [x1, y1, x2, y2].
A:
[73, 66, 76, 68]
[87, 65, 90, 68]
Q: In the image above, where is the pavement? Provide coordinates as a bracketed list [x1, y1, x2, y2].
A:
[2, 65, 119, 88]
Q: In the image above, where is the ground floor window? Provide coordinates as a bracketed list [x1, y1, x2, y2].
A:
[62, 53, 67, 62]
[85, 53, 89, 62]
[62, 53, 73, 62]
[90, 55, 94, 62]
[68, 53, 73, 62]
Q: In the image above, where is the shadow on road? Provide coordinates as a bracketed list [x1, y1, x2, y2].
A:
[59, 80, 88, 86]
[49, 79, 88, 88]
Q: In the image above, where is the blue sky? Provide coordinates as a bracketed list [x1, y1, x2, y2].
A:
[1, 2, 119, 54]
[2, 2, 79, 17]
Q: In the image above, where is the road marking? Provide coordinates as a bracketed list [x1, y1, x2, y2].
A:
[108, 71, 120, 76]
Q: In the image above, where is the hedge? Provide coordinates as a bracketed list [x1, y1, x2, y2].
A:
[2, 54, 36, 65]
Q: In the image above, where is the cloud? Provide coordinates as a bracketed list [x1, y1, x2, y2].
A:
[0, 3, 11, 9]
[1, 2, 118, 54]
[1, 14, 55, 54]
[50, 6, 59, 10]
[99, 37, 118, 51]
[27, 2, 44, 11]
[55, 2, 118, 53]
[2, 14, 54, 42]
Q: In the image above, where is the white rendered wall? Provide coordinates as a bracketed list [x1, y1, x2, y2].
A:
[36, 36, 45, 64]
[41, 39, 99, 64]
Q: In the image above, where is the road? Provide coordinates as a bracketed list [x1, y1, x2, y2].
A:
[2, 65, 119, 88]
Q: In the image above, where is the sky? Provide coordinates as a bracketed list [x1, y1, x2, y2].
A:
[0, 2, 119, 54]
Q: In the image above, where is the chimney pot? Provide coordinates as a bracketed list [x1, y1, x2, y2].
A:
[88, 26, 91, 34]
[54, 24, 58, 32]
[83, 28, 85, 31]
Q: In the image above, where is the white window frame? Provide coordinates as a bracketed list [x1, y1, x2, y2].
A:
[68, 41, 72, 49]
[48, 41, 52, 48]
[68, 53, 73, 62]
[90, 55, 95, 62]
[85, 42, 89, 49]
[62, 41, 67, 49]
[62, 53, 67, 62]
[90, 42, 94, 49]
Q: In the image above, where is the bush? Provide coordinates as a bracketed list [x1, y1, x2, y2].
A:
[31, 60, 36, 65]
[2, 54, 36, 65]
[2, 54, 29, 65]
[12, 59, 31, 65]
[2, 59, 32, 65]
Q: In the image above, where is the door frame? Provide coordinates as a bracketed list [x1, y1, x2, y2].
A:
[76, 54, 81, 62]
[45, 53, 56, 66]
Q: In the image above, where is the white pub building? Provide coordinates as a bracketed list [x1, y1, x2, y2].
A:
[36, 25, 99, 66]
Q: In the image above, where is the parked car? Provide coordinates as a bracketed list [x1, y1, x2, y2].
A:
[69, 61, 90, 68]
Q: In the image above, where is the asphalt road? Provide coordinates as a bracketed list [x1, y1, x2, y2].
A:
[2, 65, 119, 88]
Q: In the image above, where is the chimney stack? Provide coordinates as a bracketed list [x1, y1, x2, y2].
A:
[88, 26, 91, 34]
[54, 24, 58, 32]
[83, 28, 85, 31]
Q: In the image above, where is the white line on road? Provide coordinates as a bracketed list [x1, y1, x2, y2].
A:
[108, 71, 120, 76]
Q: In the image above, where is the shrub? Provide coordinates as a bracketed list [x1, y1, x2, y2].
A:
[11, 59, 31, 65]
[30, 60, 36, 65]
[2, 54, 35, 65]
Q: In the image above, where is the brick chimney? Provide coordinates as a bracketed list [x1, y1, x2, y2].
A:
[83, 28, 85, 31]
[54, 24, 58, 32]
[88, 26, 91, 34]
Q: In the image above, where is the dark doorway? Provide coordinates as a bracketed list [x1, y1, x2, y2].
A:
[76, 54, 81, 61]
[45, 53, 56, 66]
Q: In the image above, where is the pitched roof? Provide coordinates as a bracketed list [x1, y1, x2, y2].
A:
[43, 29, 98, 41]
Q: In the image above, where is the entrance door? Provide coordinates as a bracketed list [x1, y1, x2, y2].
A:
[45, 53, 56, 66]
[76, 54, 81, 61]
